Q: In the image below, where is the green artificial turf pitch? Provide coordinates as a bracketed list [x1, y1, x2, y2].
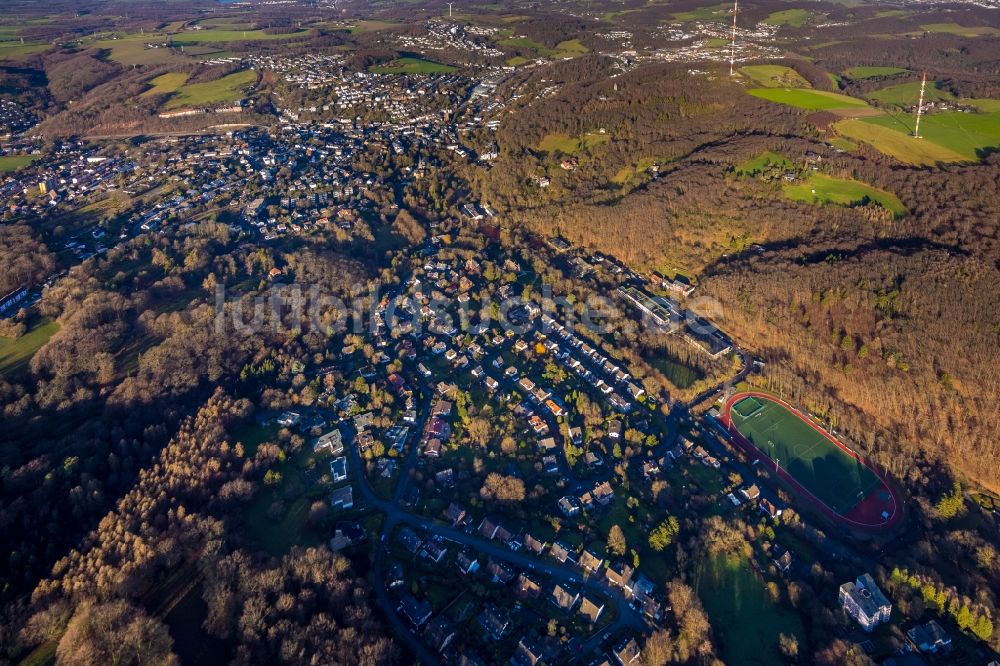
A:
[730, 396, 880, 514]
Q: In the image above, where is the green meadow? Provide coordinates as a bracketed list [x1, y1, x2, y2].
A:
[848, 111, 1000, 162]
[748, 88, 869, 110]
[867, 80, 952, 107]
[919, 23, 1000, 37]
[0, 154, 38, 172]
[741, 65, 810, 89]
[0, 318, 58, 376]
[844, 66, 907, 79]
[697, 553, 807, 666]
[164, 69, 256, 109]
[368, 57, 457, 74]
[764, 9, 812, 27]
[735, 151, 792, 176]
[784, 173, 906, 217]
[538, 131, 610, 155]
[142, 72, 190, 97]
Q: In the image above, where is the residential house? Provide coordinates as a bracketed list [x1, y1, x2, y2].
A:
[515, 573, 542, 600]
[398, 527, 424, 555]
[443, 502, 467, 526]
[606, 561, 634, 593]
[579, 595, 605, 623]
[314, 429, 344, 455]
[486, 558, 515, 584]
[558, 496, 582, 517]
[579, 549, 604, 574]
[399, 594, 432, 627]
[551, 584, 580, 611]
[839, 573, 892, 631]
[593, 481, 615, 506]
[550, 541, 574, 564]
[513, 636, 543, 666]
[741, 484, 761, 501]
[456, 549, 480, 575]
[423, 615, 456, 653]
[329, 485, 354, 511]
[330, 456, 348, 483]
[523, 533, 547, 556]
[760, 499, 783, 520]
[907, 620, 952, 654]
[612, 637, 641, 665]
[478, 605, 509, 641]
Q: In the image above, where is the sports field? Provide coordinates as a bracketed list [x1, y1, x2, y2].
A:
[729, 395, 880, 515]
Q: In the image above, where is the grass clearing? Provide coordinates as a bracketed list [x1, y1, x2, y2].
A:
[748, 88, 868, 110]
[960, 98, 1000, 113]
[0, 318, 58, 376]
[164, 69, 256, 109]
[538, 131, 610, 155]
[171, 29, 308, 45]
[784, 173, 905, 216]
[764, 9, 812, 27]
[369, 56, 457, 74]
[553, 38, 588, 58]
[735, 150, 792, 176]
[730, 395, 881, 514]
[0, 42, 48, 60]
[843, 66, 907, 79]
[142, 72, 190, 97]
[867, 80, 952, 107]
[697, 552, 806, 666]
[838, 111, 1000, 163]
[741, 65, 810, 89]
[671, 3, 729, 22]
[919, 23, 1000, 37]
[0, 154, 38, 172]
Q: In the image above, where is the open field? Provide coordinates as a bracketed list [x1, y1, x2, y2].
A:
[837, 111, 1000, 163]
[867, 80, 952, 107]
[0, 318, 58, 376]
[500, 36, 587, 59]
[671, 3, 729, 21]
[919, 23, 1000, 37]
[170, 29, 309, 45]
[89, 34, 188, 66]
[844, 66, 907, 79]
[0, 155, 38, 172]
[748, 88, 869, 110]
[764, 9, 812, 27]
[142, 72, 190, 97]
[735, 150, 792, 176]
[369, 57, 457, 74]
[164, 69, 256, 109]
[740, 65, 809, 89]
[538, 131, 610, 155]
[697, 553, 806, 666]
[729, 394, 881, 515]
[784, 173, 906, 217]
[0, 42, 48, 60]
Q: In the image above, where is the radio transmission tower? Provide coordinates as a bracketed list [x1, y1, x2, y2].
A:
[913, 71, 927, 138]
[729, 0, 739, 76]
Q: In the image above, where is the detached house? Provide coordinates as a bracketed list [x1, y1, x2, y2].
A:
[839, 573, 892, 631]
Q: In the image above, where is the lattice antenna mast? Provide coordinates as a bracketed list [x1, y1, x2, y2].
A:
[729, 0, 739, 76]
[913, 71, 927, 138]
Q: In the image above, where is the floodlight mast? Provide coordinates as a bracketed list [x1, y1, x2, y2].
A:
[913, 71, 927, 138]
[729, 0, 739, 76]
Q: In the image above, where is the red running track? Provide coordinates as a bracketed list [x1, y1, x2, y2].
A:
[721, 391, 903, 533]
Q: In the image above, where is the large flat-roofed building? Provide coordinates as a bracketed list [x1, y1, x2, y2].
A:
[839, 573, 891, 631]
[617, 285, 681, 331]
